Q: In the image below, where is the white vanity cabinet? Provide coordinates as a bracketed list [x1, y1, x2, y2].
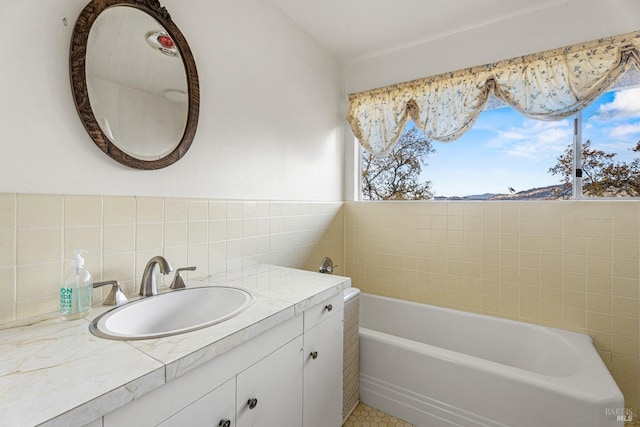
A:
[101, 292, 345, 427]
[103, 315, 303, 427]
[303, 293, 344, 427]
[158, 378, 235, 427]
[236, 336, 303, 426]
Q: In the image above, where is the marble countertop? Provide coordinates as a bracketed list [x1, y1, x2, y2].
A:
[0, 265, 351, 427]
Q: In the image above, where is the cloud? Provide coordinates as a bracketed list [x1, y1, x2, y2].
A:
[486, 119, 573, 159]
[610, 123, 640, 138]
[592, 88, 640, 121]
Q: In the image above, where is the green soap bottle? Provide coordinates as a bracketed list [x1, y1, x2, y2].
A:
[60, 250, 93, 320]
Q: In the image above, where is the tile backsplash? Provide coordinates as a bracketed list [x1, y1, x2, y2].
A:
[345, 200, 640, 414]
[0, 193, 344, 325]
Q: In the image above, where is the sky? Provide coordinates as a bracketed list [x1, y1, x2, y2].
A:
[416, 86, 640, 198]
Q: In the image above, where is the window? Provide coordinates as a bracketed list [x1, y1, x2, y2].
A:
[360, 67, 640, 200]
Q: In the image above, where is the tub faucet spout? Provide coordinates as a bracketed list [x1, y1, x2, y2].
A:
[139, 256, 173, 297]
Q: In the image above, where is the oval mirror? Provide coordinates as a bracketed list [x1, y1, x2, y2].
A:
[70, 0, 199, 169]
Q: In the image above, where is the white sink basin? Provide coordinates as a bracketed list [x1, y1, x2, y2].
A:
[89, 286, 253, 340]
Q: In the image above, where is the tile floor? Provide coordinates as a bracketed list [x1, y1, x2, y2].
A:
[344, 403, 413, 427]
[344, 403, 640, 427]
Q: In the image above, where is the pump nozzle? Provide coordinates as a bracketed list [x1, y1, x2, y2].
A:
[71, 250, 88, 267]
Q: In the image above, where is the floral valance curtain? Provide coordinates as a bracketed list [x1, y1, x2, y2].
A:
[347, 31, 640, 155]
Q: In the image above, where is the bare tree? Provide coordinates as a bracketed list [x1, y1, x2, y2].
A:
[361, 127, 435, 200]
[549, 140, 640, 197]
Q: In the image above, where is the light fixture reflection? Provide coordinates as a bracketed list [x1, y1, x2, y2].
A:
[145, 31, 178, 57]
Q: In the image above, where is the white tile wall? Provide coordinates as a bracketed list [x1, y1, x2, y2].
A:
[0, 194, 344, 328]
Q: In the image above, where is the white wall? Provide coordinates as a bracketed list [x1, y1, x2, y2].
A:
[345, 0, 640, 93]
[0, 0, 344, 201]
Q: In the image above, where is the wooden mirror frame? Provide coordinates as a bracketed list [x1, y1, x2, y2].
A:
[70, 0, 199, 170]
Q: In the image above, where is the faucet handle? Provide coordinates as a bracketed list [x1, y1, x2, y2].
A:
[170, 266, 197, 290]
[93, 280, 128, 306]
[319, 257, 337, 274]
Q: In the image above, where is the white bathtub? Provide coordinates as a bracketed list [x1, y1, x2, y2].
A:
[359, 293, 624, 427]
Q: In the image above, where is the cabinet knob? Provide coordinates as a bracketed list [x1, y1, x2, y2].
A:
[247, 398, 258, 409]
[310, 351, 318, 360]
[325, 304, 333, 312]
[218, 419, 231, 427]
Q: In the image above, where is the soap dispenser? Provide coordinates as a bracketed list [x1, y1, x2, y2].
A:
[60, 250, 93, 320]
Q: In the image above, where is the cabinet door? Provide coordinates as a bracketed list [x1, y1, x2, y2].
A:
[303, 310, 343, 427]
[159, 378, 235, 427]
[236, 336, 303, 427]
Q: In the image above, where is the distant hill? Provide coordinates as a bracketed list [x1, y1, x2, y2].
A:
[433, 193, 497, 200]
[434, 184, 570, 200]
[488, 184, 569, 200]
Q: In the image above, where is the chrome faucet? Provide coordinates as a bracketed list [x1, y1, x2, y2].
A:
[139, 256, 173, 297]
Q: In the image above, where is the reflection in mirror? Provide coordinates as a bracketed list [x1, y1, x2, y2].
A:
[70, 0, 199, 169]
[87, 7, 188, 161]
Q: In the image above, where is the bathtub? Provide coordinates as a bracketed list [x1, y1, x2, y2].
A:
[359, 293, 624, 427]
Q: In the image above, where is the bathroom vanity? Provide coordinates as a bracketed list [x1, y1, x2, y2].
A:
[0, 265, 350, 427]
